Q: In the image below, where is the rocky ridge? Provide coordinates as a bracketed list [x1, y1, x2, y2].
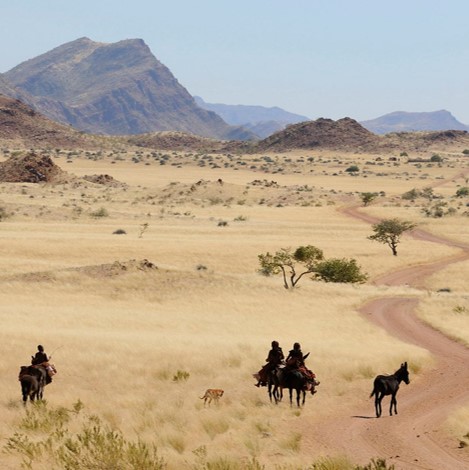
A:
[4, 38, 254, 140]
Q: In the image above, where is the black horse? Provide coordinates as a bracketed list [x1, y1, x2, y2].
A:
[273, 368, 317, 407]
[266, 368, 281, 403]
[18, 366, 47, 404]
[370, 362, 410, 418]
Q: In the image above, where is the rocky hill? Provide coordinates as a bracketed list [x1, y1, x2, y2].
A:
[361, 110, 469, 134]
[0, 151, 70, 183]
[251, 117, 379, 152]
[4, 38, 254, 140]
[195, 96, 309, 138]
[0, 94, 91, 148]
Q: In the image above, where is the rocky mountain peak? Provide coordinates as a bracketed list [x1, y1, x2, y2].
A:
[4, 38, 253, 140]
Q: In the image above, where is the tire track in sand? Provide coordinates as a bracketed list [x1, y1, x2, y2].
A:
[302, 201, 469, 469]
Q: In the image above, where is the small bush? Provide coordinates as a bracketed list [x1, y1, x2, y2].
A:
[6, 402, 165, 470]
[314, 258, 368, 284]
[401, 188, 420, 200]
[354, 458, 395, 470]
[172, 370, 190, 382]
[453, 305, 467, 314]
[456, 187, 469, 197]
[430, 154, 443, 162]
[217, 220, 228, 227]
[345, 165, 359, 173]
[113, 228, 127, 235]
[422, 201, 450, 218]
[0, 206, 9, 221]
[90, 207, 109, 218]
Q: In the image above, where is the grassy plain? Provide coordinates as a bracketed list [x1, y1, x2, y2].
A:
[0, 148, 468, 468]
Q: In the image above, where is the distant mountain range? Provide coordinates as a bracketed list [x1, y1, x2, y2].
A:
[1, 37, 469, 141]
[2, 92, 469, 153]
[360, 110, 469, 134]
[1, 37, 254, 140]
[194, 96, 310, 138]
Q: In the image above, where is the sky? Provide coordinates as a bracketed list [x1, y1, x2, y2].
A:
[2, 0, 469, 123]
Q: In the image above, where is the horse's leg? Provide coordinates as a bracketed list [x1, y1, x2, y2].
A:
[390, 393, 397, 416]
[295, 389, 301, 407]
[375, 393, 382, 418]
[289, 388, 293, 406]
[302, 390, 306, 406]
[274, 385, 281, 404]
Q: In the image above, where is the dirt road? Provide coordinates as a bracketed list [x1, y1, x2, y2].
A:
[304, 205, 469, 469]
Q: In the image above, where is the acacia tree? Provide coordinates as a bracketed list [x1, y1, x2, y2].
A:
[368, 218, 416, 256]
[258, 245, 324, 289]
[360, 192, 378, 207]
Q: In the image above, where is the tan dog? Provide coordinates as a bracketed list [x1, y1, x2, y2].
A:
[199, 388, 224, 405]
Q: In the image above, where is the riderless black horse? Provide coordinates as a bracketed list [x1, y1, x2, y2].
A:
[370, 362, 410, 418]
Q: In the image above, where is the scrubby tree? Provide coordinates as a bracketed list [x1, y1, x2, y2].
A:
[360, 192, 378, 207]
[368, 218, 416, 256]
[401, 188, 420, 201]
[346, 165, 359, 174]
[314, 258, 368, 283]
[258, 245, 324, 289]
[456, 187, 469, 198]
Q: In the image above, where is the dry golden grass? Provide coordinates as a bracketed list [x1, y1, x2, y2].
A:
[0, 147, 468, 468]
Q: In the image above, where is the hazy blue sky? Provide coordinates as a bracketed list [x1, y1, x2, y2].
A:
[2, 0, 469, 122]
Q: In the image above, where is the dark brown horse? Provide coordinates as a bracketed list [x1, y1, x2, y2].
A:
[370, 362, 410, 417]
[273, 367, 317, 407]
[18, 366, 47, 404]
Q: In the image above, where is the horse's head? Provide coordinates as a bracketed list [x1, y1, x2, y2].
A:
[397, 362, 410, 385]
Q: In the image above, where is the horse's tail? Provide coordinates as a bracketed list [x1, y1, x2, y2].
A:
[369, 388, 376, 399]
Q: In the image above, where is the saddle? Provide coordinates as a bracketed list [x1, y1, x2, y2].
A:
[33, 362, 57, 377]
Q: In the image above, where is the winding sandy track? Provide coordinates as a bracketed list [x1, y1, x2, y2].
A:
[303, 202, 469, 469]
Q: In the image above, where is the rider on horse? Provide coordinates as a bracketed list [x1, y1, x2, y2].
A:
[31, 345, 56, 384]
[285, 342, 317, 385]
[255, 340, 285, 387]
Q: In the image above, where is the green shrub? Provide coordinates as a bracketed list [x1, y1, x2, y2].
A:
[90, 207, 109, 218]
[345, 165, 359, 173]
[354, 458, 395, 470]
[456, 187, 469, 197]
[5, 403, 165, 470]
[172, 370, 190, 382]
[401, 188, 420, 200]
[314, 258, 368, 283]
